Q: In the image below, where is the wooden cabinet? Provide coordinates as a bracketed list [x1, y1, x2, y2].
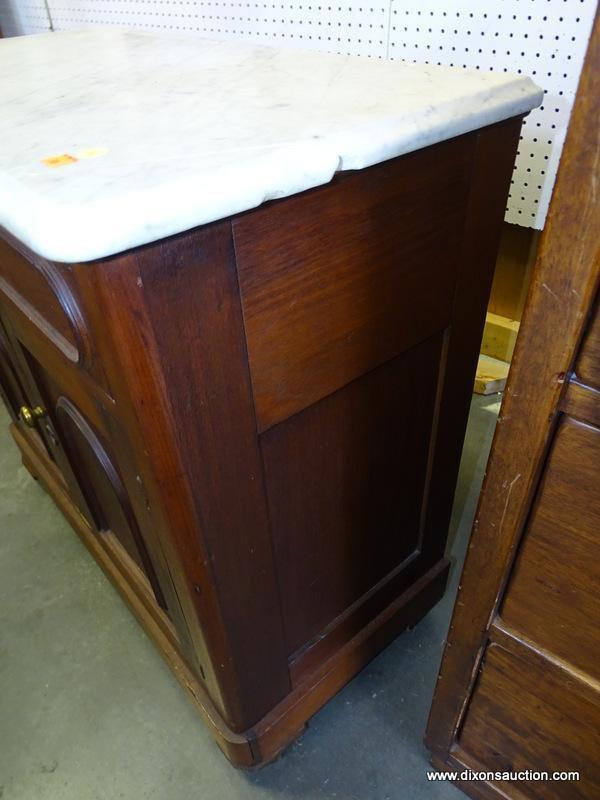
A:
[425, 14, 600, 800]
[0, 116, 523, 767]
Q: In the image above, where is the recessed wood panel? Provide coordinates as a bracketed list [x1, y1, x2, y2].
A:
[234, 136, 473, 431]
[501, 416, 600, 680]
[23, 352, 168, 610]
[260, 332, 444, 655]
[459, 643, 600, 800]
[55, 399, 148, 569]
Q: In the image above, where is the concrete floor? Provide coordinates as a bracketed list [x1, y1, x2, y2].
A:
[0, 395, 500, 800]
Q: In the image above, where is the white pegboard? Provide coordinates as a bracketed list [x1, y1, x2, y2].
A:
[0, 1, 596, 228]
[388, 2, 596, 226]
[38, 1, 390, 58]
[0, 0, 50, 35]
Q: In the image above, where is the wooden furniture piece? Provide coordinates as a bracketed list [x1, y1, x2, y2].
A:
[0, 30, 540, 768]
[0, 123, 521, 767]
[425, 12, 600, 800]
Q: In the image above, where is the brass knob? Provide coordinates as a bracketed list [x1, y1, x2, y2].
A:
[19, 405, 46, 428]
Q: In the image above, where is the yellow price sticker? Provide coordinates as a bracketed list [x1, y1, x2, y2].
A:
[41, 147, 108, 168]
[41, 154, 78, 168]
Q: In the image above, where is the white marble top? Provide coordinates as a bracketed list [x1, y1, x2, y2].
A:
[0, 29, 542, 263]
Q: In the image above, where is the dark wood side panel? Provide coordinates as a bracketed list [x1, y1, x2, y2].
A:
[458, 643, 600, 800]
[132, 221, 291, 731]
[261, 332, 444, 655]
[500, 416, 600, 680]
[575, 296, 600, 390]
[234, 135, 473, 432]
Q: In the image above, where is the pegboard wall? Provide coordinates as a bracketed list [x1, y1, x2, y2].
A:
[0, 1, 596, 228]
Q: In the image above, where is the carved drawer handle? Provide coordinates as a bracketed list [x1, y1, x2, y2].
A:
[19, 405, 46, 428]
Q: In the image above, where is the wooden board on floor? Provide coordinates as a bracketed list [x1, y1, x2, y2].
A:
[474, 355, 510, 395]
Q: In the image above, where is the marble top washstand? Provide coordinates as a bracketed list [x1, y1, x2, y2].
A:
[0, 29, 542, 263]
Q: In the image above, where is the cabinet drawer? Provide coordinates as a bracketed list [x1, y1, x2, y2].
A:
[458, 643, 600, 800]
[575, 297, 600, 389]
[0, 238, 82, 363]
[0, 239, 110, 396]
[500, 416, 600, 679]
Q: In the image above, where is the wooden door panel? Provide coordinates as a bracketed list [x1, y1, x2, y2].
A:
[24, 357, 168, 611]
[55, 399, 147, 567]
[261, 332, 444, 655]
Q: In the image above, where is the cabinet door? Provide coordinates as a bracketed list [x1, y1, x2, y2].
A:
[16, 342, 168, 612]
[0, 315, 28, 421]
[0, 312, 58, 466]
